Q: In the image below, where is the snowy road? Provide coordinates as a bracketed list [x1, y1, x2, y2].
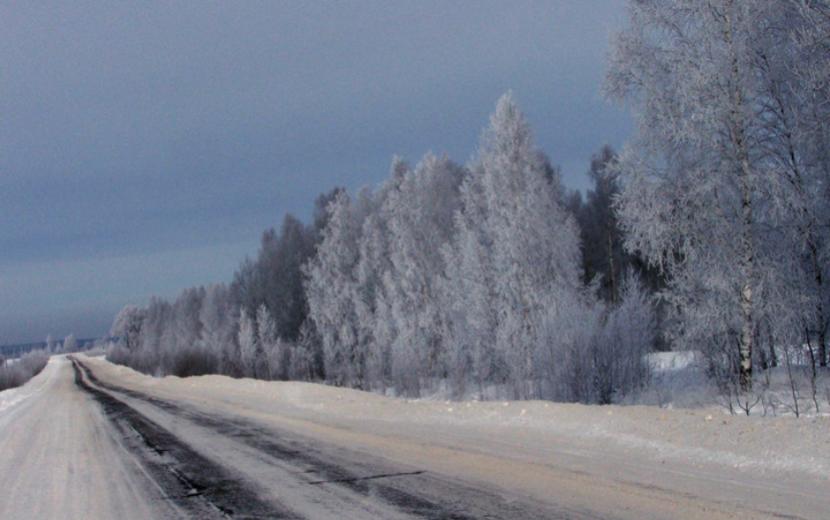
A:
[1, 356, 828, 519]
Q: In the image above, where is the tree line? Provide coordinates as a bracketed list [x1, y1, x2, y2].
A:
[110, 94, 655, 403]
[110, 1, 829, 409]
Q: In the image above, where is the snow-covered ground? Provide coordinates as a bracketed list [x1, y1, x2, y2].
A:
[79, 354, 830, 519]
[647, 350, 701, 372]
[641, 350, 830, 418]
[3, 354, 829, 519]
[0, 356, 170, 519]
[83, 353, 830, 477]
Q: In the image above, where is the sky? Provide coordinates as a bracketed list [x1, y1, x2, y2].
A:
[0, 1, 631, 345]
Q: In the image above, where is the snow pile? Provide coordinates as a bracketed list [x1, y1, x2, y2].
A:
[647, 350, 701, 372]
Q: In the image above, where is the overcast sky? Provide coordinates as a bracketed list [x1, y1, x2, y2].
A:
[0, 1, 631, 345]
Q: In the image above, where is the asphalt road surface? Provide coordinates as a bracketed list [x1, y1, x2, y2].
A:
[0, 356, 827, 519]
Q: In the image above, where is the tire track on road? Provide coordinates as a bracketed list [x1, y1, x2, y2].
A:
[75, 359, 585, 520]
[70, 357, 300, 519]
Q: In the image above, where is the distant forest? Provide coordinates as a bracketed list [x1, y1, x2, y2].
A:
[0, 337, 96, 358]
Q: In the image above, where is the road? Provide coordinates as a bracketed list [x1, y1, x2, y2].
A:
[0, 356, 827, 519]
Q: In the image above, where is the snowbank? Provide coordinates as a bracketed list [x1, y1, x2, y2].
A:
[82, 354, 830, 482]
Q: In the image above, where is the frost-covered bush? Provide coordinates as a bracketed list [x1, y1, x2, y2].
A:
[593, 274, 654, 403]
[168, 347, 218, 378]
[534, 275, 655, 405]
[105, 343, 132, 368]
[535, 294, 602, 402]
[0, 350, 49, 392]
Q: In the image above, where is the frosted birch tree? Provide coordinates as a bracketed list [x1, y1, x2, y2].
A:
[305, 190, 371, 386]
[442, 154, 501, 396]
[63, 334, 77, 353]
[382, 154, 463, 393]
[444, 93, 583, 399]
[355, 212, 393, 388]
[111, 304, 146, 352]
[172, 287, 205, 356]
[487, 93, 582, 398]
[607, 0, 775, 391]
[752, 0, 830, 368]
[352, 163, 406, 390]
[237, 308, 258, 378]
[256, 304, 282, 379]
[199, 284, 235, 372]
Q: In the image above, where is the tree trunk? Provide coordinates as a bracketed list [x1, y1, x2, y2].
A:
[739, 280, 753, 392]
[737, 142, 755, 393]
[607, 232, 618, 304]
[761, 50, 828, 366]
[725, 4, 755, 392]
[809, 242, 827, 367]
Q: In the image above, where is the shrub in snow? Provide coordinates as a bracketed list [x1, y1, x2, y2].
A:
[0, 350, 49, 392]
[594, 274, 654, 403]
[168, 347, 218, 378]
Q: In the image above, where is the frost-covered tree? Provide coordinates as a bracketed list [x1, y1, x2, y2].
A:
[535, 290, 603, 402]
[172, 287, 205, 350]
[609, 1, 830, 394]
[382, 154, 464, 392]
[199, 284, 235, 372]
[111, 304, 146, 352]
[355, 211, 393, 388]
[138, 297, 171, 370]
[607, 0, 778, 391]
[257, 304, 285, 380]
[237, 308, 258, 378]
[292, 319, 321, 380]
[594, 273, 655, 403]
[232, 214, 316, 343]
[304, 190, 371, 387]
[486, 93, 582, 398]
[62, 334, 77, 353]
[442, 195, 499, 396]
[751, 1, 830, 368]
[444, 93, 583, 399]
[572, 146, 629, 302]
